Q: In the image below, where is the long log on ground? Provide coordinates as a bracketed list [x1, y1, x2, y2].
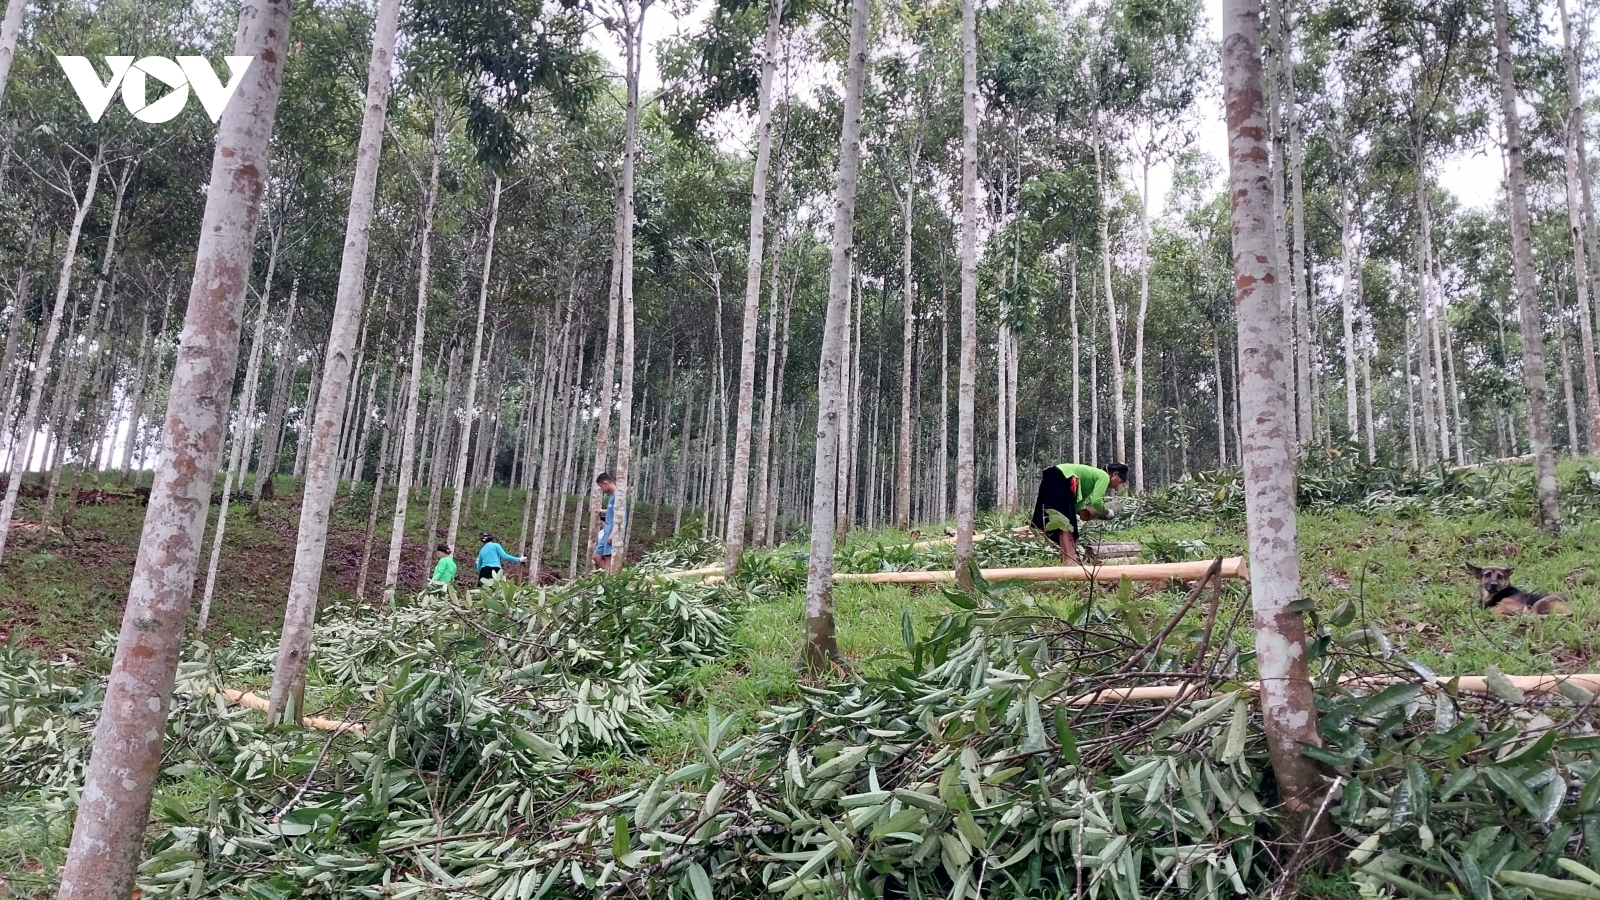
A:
[1450, 453, 1535, 473]
[833, 556, 1248, 585]
[660, 564, 725, 579]
[1062, 672, 1600, 706]
[217, 687, 366, 736]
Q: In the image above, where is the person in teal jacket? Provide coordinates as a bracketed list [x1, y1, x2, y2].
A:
[476, 533, 524, 583]
[1030, 462, 1128, 564]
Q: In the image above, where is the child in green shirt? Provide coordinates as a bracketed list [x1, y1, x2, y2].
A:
[431, 544, 457, 585]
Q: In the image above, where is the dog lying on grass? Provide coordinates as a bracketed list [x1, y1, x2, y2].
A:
[1467, 563, 1572, 615]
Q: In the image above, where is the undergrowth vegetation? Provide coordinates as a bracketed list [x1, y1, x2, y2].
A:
[5, 459, 1600, 898]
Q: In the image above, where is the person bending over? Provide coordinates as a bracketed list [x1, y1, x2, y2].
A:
[1030, 462, 1128, 564]
[477, 533, 524, 584]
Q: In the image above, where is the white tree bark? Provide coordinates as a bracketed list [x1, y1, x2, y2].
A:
[610, 6, 645, 572]
[804, 0, 868, 671]
[1493, 0, 1561, 531]
[197, 289, 270, 631]
[0, 0, 25, 111]
[446, 176, 503, 554]
[894, 131, 920, 531]
[1070, 255, 1081, 463]
[723, 0, 783, 571]
[55, 1, 291, 893]
[1339, 177, 1359, 440]
[1133, 149, 1153, 491]
[251, 275, 299, 503]
[0, 147, 102, 565]
[1222, 0, 1325, 831]
[953, 0, 979, 583]
[1092, 128, 1125, 464]
[267, 0, 402, 723]
[1558, 2, 1600, 452]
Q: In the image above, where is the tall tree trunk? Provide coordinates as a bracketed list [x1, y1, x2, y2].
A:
[1494, 0, 1561, 530]
[894, 133, 921, 531]
[1561, 0, 1600, 371]
[1558, 0, 1600, 452]
[804, 0, 867, 671]
[1213, 320, 1227, 466]
[267, 0, 402, 723]
[1283, 2, 1313, 449]
[1222, 0, 1326, 835]
[1070, 255, 1081, 463]
[1133, 149, 1153, 491]
[1090, 279, 1100, 465]
[0, 148, 101, 565]
[530, 301, 575, 575]
[1362, 313, 1377, 462]
[1404, 319, 1419, 467]
[938, 251, 950, 523]
[723, 0, 782, 571]
[1265, 0, 1294, 448]
[610, 4, 648, 574]
[55, 1, 290, 893]
[197, 289, 270, 631]
[589, 194, 625, 560]
[446, 177, 502, 554]
[751, 251, 782, 547]
[1559, 309, 1580, 453]
[45, 160, 132, 526]
[0, 0, 25, 110]
[425, 344, 458, 548]
[292, 344, 323, 480]
[1339, 178, 1359, 441]
[765, 289, 793, 542]
[954, 0, 979, 584]
[356, 360, 398, 599]
[251, 276, 299, 504]
[1091, 125, 1125, 464]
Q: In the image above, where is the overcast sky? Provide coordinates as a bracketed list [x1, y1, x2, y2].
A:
[589, 0, 1506, 222]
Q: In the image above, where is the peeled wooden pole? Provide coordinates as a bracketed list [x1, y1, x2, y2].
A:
[218, 688, 365, 736]
[1064, 673, 1600, 707]
[833, 557, 1248, 585]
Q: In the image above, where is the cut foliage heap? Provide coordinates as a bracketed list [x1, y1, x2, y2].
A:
[6, 565, 1600, 898]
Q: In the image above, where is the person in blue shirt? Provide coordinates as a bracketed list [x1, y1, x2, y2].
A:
[476, 533, 524, 583]
[592, 473, 617, 570]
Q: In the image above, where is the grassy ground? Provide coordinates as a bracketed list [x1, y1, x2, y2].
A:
[0, 469, 679, 654]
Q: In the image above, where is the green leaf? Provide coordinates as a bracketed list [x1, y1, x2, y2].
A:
[1499, 871, 1600, 899]
[611, 815, 630, 861]
[901, 610, 915, 651]
[1503, 729, 1561, 768]
[1021, 694, 1046, 754]
[1054, 705, 1079, 766]
[1484, 667, 1526, 705]
[1559, 861, 1600, 888]
[1357, 683, 1423, 720]
[1483, 766, 1544, 819]
[1441, 767, 1478, 801]
[686, 863, 714, 900]
[1407, 759, 1431, 827]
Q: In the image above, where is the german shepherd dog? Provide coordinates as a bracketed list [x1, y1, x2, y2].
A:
[1467, 564, 1572, 615]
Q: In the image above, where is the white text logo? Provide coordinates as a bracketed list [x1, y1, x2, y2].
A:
[56, 56, 253, 124]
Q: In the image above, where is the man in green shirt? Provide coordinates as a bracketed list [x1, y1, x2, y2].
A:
[431, 543, 457, 586]
[1030, 462, 1128, 564]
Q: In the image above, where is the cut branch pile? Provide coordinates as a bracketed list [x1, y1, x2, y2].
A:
[6, 556, 1599, 899]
